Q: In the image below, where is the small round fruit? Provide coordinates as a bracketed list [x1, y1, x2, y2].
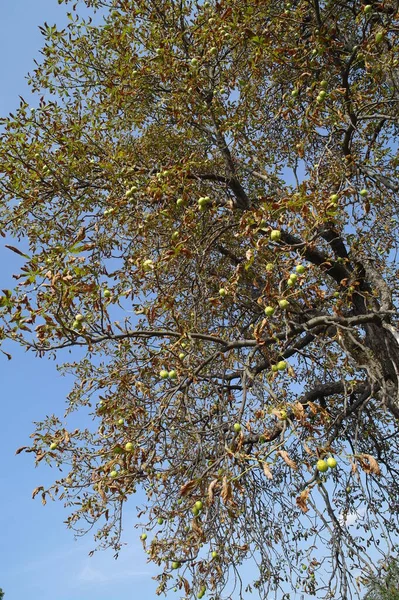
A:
[110, 470, 118, 478]
[233, 423, 242, 432]
[125, 442, 134, 452]
[318, 90, 327, 99]
[296, 264, 306, 274]
[265, 263, 274, 272]
[219, 288, 226, 297]
[270, 229, 281, 242]
[291, 89, 299, 98]
[190, 58, 199, 67]
[118, 418, 124, 425]
[359, 188, 368, 197]
[157, 517, 164, 525]
[176, 198, 185, 207]
[103, 289, 111, 298]
[326, 456, 337, 468]
[278, 299, 290, 309]
[333, 291, 340, 298]
[195, 500, 203, 510]
[320, 80, 328, 89]
[179, 353, 185, 360]
[49, 442, 58, 450]
[168, 369, 177, 379]
[141, 533, 147, 540]
[211, 551, 219, 559]
[364, 4, 372, 13]
[171, 561, 181, 569]
[289, 273, 298, 283]
[75, 313, 84, 322]
[316, 460, 328, 473]
[192, 506, 200, 516]
[375, 32, 384, 43]
[264, 306, 275, 316]
[271, 364, 279, 372]
[330, 194, 339, 203]
[171, 231, 179, 240]
[277, 360, 287, 371]
[160, 370, 169, 379]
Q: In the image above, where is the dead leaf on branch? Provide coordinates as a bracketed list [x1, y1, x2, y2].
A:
[221, 476, 233, 504]
[357, 453, 381, 475]
[179, 479, 198, 496]
[208, 478, 219, 504]
[296, 488, 310, 513]
[263, 462, 273, 480]
[277, 450, 298, 470]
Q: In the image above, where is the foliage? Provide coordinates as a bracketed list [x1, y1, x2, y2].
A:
[363, 559, 399, 600]
[1, 0, 399, 598]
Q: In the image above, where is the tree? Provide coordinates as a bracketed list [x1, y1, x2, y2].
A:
[363, 559, 399, 600]
[1, 0, 399, 597]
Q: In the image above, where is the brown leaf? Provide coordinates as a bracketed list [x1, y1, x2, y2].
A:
[208, 478, 219, 504]
[32, 485, 44, 499]
[263, 462, 273, 480]
[292, 402, 305, 420]
[358, 454, 381, 475]
[277, 450, 298, 470]
[15, 445, 29, 455]
[296, 488, 310, 513]
[179, 479, 198, 496]
[221, 476, 232, 504]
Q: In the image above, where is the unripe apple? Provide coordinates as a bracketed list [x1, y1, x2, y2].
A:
[211, 551, 218, 559]
[72, 320, 82, 330]
[291, 89, 299, 98]
[176, 198, 185, 207]
[50, 442, 58, 450]
[75, 313, 84, 322]
[320, 80, 328, 89]
[359, 188, 368, 197]
[266, 263, 274, 272]
[157, 517, 164, 525]
[172, 561, 181, 569]
[195, 500, 203, 510]
[160, 370, 169, 379]
[233, 422, 242, 432]
[330, 194, 339, 203]
[171, 231, 179, 240]
[375, 32, 384, 43]
[143, 259, 154, 271]
[118, 418, 124, 425]
[364, 4, 372, 13]
[110, 470, 118, 478]
[277, 360, 287, 371]
[125, 442, 134, 452]
[168, 370, 177, 379]
[141, 532, 147, 540]
[270, 229, 281, 242]
[271, 364, 279, 372]
[219, 288, 226, 297]
[289, 273, 298, 283]
[192, 506, 200, 516]
[190, 58, 199, 67]
[318, 90, 327, 99]
[209, 47, 218, 56]
[103, 289, 111, 298]
[264, 306, 275, 316]
[278, 299, 290, 309]
[179, 353, 185, 360]
[316, 460, 328, 473]
[296, 264, 306, 274]
[326, 456, 337, 468]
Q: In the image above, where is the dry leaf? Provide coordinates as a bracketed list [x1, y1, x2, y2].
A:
[221, 476, 232, 504]
[32, 485, 44, 499]
[277, 450, 298, 470]
[263, 462, 273, 480]
[208, 478, 219, 504]
[296, 488, 310, 513]
[358, 454, 381, 475]
[179, 479, 197, 496]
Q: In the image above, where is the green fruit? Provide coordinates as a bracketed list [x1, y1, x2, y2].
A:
[171, 231, 179, 240]
[320, 80, 328, 89]
[316, 460, 328, 473]
[296, 264, 306, 274]
[233, 422, 242, 432]
[168, 369, 177, 379]
[264, 306, 275, 316]
[375, 32, 384, 43]
[271, 364, 279, 372]
[118, 418, 124, 425]
[318, 90, 327, 99]
[72, 320, 82, 330]
[141, 533, 147, 540]
[219, 288, 226, 297]
[125, 442, 134, 452]
[326, 456, 337, 468]
[171, 561, 181, 569]
[192, 506, 200, 516]
[270, 229, 281, 242]
[110, 470, 118, 478]
[157, 517, 164, 525]
[160, 370, 169, 379]
[209, 46, 218, 56]
[333, 291, 340, 297]
[211, 551, 218, 559]
[278, 299, 290, 309]
[289, 273, 298, 283]
[103, 289, 111, 298]
[330, 194, 339, 203]
[143, 259, 154, 271]
[277, 360, 287, 371]
[291, 89, 299, 98]
[190, 58, 199, 67]
[359, 188, 368, 197]
[176, 198, 185, 207]
[177, 498, 183, 505]
[179, 353, 185, 360]
[265, 263, 274, 272]
[75, 313, 84, 322]
[364, 4, 372, 13]
[195, 500, 203, 510]
[49, 442, 58, 450]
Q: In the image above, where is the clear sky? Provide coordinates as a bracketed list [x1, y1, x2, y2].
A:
[0, 3, 156, 599]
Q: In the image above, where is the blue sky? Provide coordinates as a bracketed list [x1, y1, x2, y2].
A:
[0, 3, 156, 599]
